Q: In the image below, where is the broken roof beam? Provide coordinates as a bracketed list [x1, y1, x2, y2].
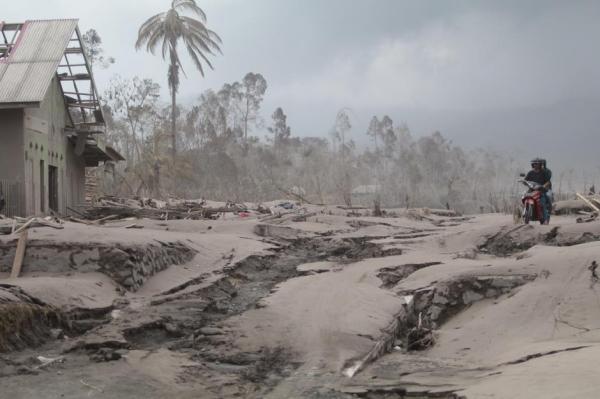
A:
[58, 74, 91, 81]
[64, 47, 83, 54]
[1, 23, 24, 31]
[0, 22, 23, 60]
[58, 26, 105, 127]
[75, 26, 104, 124]
[67, 100, 100, 107]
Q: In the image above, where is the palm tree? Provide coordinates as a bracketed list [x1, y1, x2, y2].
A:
[136, 0, 222, 159]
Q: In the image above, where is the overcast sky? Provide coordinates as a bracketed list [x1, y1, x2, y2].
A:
[5, 0, 600, 172]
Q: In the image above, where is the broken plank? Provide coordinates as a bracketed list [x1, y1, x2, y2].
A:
[124, 224, 144, 229]
[576, 193, 600, 214]
[13, 218, 35, 235]
[10, 229, 29, 279]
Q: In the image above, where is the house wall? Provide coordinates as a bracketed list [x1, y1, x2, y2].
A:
[0, 109, 24, 181]
[0, 108, 25, 217]
[23, 76, 84, 216]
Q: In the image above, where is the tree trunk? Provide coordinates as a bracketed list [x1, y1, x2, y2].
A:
[171, 87, 177, 160]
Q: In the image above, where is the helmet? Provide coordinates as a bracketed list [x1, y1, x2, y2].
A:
[531, 157, 544, 166]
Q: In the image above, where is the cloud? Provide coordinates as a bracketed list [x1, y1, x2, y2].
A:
[272, 3, 600, 111]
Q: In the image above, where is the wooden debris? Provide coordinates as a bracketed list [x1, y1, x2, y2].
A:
[554, 199, 588, 215]
[0, 217, 64, 235]
[124, 224, 144, 229]
[577, 214, 598, 224]
[576, 193, 600, 214]
[82, 196, 246, 221]
[10, 229, 29, 279]
[13, 218, 35, 235]
[427, 208, 462, 217]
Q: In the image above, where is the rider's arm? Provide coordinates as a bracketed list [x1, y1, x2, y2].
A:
[543, 169, 552, 190]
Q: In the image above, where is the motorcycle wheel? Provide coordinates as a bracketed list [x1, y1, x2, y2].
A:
[523, 204, 532, 224]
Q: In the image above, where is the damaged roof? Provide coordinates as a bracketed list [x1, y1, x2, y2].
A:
[0, 19, 78, 105]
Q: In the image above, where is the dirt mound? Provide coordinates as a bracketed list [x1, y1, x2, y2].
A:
[0, 240, 196, 291]
[408, 273, 535, 328]
[478, 223, 600, 256]
[0, 285, 62, 352]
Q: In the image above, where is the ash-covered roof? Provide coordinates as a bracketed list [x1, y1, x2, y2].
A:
[0, 19, 78, 105]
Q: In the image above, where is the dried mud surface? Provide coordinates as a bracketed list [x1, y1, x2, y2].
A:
[1, 211, 600, 398]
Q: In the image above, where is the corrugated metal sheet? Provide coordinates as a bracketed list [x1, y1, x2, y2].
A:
[0, 19, 78, 104]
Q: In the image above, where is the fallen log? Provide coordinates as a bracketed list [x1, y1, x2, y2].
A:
[553, 199, 590, 215]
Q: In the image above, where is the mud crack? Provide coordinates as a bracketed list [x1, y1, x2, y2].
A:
[378, 262, 443, 289]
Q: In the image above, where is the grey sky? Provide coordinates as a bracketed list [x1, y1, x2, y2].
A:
[4, 1, 600, 173]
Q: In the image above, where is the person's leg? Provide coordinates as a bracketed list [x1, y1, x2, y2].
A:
[546, 189, 554, 205]
[542, 191, 551, 223]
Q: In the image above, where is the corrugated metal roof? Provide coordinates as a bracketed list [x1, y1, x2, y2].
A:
[0, 19, 78, 104]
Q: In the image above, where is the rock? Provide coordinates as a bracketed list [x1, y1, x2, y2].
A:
[16, 366, 39, 375]
[462, 290, 484, 305]
[432, 293, 449, 305]
[198, 327, 223, 336]
[164, 322, 184, 337]
[122, 277, 135, 287]
[50, 328, 64, 340]
[114, 349, 129, 357]
[428, 305, 443, 321]
[490, 277, 520, 289]
[207, 335, 228, 345]
[90, 348, 122, 362]
[112, 298, 130, 308]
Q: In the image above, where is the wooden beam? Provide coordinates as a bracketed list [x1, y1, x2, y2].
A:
[64, 47, 83, 54]
[10, 229, 28, 279]
[58, 75, 91, 81]
[576, 193, 600, 214]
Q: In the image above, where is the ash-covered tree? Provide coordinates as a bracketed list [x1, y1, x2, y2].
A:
[268, 107, 291, 150]
[367, 116, 381, 152]
[136, 0, 222, 159]
[240, 73, 267, 148]
[331, 109, 354, 205]
[103, 77, 163, 196]
[82, 29, 115, 72]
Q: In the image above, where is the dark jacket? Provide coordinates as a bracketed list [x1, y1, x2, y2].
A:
[525, 169, 551, 188]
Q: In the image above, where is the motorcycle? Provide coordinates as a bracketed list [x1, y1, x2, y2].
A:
[519, 179, 549, 225]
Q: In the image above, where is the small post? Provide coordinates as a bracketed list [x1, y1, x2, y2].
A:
[10, 228, 29, 279]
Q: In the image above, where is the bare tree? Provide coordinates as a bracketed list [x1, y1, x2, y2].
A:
[82, 29, 115, 72]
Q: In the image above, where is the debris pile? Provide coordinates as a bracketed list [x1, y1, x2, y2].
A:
[554, 192, 600, 223]
[82, 196, 249, 221]
[0, 216, 63, 235]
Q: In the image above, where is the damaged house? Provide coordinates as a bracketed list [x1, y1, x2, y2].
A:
[0, 19, 122, 217]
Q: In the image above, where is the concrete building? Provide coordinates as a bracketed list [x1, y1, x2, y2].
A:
[0, 19, 122, 217]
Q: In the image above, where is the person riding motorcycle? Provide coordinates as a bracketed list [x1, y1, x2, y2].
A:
[524, 158, 552, 223]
